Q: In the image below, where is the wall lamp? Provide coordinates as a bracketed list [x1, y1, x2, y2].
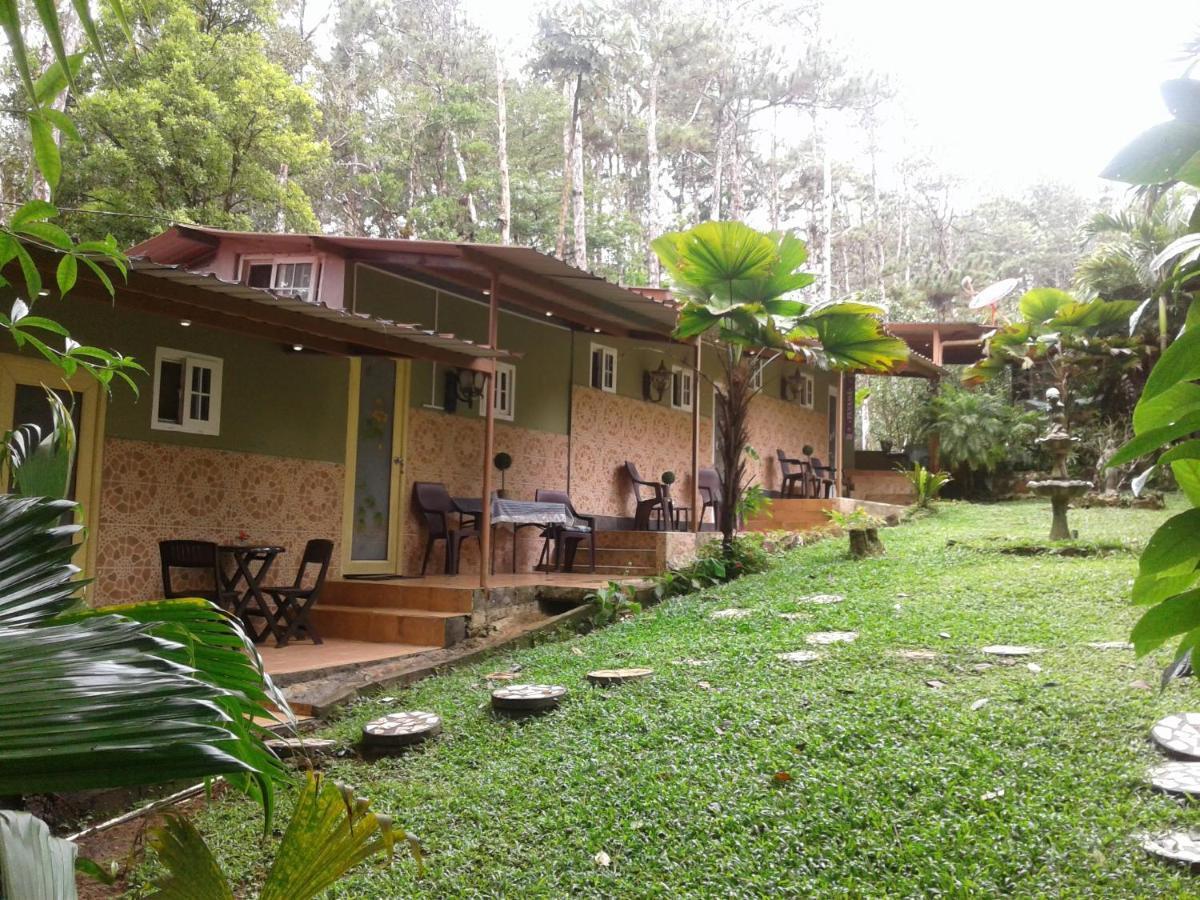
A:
[781, 368, 805, 402]
[444, 367, 486, 413]
[643, 360, 672, 403]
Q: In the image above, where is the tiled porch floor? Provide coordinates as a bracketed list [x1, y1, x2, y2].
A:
[369, 572, 650, 590]
[257, 637, 433, 678]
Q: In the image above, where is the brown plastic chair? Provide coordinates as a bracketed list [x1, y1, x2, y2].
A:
[263, 539, 333, 647]
[534, 488, 596, 573]
[698, 467, 721, 529]
[413, 482, 479, 575]
[807, 455, 837, 498]
[775, 450, 808, 498]
[625, 462, 667, 530]
[159, 540, 239, 608]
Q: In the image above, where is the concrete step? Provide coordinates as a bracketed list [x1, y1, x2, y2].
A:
[537, 562, 658, 577]
[571, 546, 659, 569]
[322, 580, 474, 613]
[309, 605, 467, 647]
[594, 530, 664, 550]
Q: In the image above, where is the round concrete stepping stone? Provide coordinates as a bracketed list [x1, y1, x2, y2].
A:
[799, 594, 844, 605]
[266, 737, 337, 759]
[710, 608, 750, 620]
[981, 645, 1039, 657]
[491, 683, 567, 713]
[894, 649, 937, 661]
[777, 612, 807, 621]
[1149, 761, 1200, 797]
[777, 650, 820, 665]
[587, 667, 653, 686]
[805, 631, 858, 645]
[1088, 641, 1134, 651]
[1140, 831, 1200, 868]
[361, 711, 442, 751]
[1151, 713, 1200, 759]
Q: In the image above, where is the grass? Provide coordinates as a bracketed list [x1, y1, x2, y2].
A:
[151, 498, 1200, 897]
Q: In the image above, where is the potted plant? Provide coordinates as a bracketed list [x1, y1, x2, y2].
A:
[880, 438, 894, 454]
[494, 452, 513, 499]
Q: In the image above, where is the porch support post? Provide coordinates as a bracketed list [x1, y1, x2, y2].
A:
[691, 338, 701, 533]
[835, 371, 846, 496]
[929, 327, 943, 472]
[479, 272, 500, 590]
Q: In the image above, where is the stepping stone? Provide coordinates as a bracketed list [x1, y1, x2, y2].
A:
[925, 680, 947, 689]
[893, 649, 937, 661]
[1151, 713, 1200, 759]
[266, 737, 337, 759]
[587, 667, 653, 686]
[710, 608, 750, 620]
[491, 683, 567, 713]
[674, 658, 710, 667]
[1088, 641, 1134, 651]
[1149, 761, 1200, 797]
[777, 650, 821, 665]
[361, 711, 442, 751]
[1140, 831, 1200, 868]
[805, 631, 858, 645]
[778, 612, 807, 621]
[799, 594, 844, 605]
[972, 663, 994, 673]
[981, 645, 1040, 657]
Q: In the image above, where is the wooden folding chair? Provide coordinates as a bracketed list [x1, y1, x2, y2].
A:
[263, 539, 333, 647]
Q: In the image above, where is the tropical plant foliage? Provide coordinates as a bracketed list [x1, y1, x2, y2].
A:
[919, 384, 1039, 494]
[897, 462, 952, 509]
[1100, 71, 1200, 683]
[652, 220, 907, 547]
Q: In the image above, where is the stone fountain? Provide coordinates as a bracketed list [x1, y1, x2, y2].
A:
[1027, 388, 1091, 541]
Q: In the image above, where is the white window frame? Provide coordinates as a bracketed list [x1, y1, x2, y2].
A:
[241, 255, 318, 302]
[794, 372, 815, 409]
[150, 346, 223, 436]
[671, 365, 694, 411]
[480, 362, 516, 421]
[749, 357, 767, 391]
[589, 343, 618, 393]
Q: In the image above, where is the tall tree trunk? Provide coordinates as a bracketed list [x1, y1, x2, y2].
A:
[555, 79, 575, 260]
[712, 92, 725, 220]
[496, 51, 511, 245]
[449, 131, 477, 227]
[729, 124, 744, 221]
[768, 110, 780, 231]
[571, 91, 587, 269]
[822, 149, 833, 303]
[645, 62, 661, 285]
[275, 162, 289, 231]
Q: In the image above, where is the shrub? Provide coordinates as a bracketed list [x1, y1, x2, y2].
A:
[920, 384, 1039, 494]
[897, 462, 952, 509]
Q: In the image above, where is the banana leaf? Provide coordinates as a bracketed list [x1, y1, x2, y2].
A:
[0, 811, 78, 900]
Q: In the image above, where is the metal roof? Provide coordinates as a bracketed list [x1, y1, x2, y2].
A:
[130, 226, 680, 339]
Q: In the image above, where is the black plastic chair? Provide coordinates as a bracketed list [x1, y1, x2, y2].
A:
[159, 540, 239, 608]
[534, 488, 596, 573]
[413, 482, 479, 575]
[807, 456, 837, 498]
[263, 539, 333, 647]
[776, 449, 808, 498]
[625, 462, 667, 530]
[698, 467, 721, 529]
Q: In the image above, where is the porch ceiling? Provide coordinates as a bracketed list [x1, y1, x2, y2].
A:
[24, 244, 513, 370]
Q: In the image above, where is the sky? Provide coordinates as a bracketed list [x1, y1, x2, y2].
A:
[447, 0, 1199, 202]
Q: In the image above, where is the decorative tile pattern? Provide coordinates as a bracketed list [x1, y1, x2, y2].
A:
[1149, 762, 1200, 797]
[1152, 713, 1200, 759]
[402, 409, 569, 574]
[362, 711, 442, 748]
[1140, 831, 1200, 867]
[491, 683, 567, 712]
[569, 387, 713, 519]
[745, 393, 828, 493]
[93, 438, 344, 605]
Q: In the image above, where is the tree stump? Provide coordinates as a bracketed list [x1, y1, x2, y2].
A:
[848, 527, 884, 558]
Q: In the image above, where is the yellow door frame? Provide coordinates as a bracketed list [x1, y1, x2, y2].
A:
[0, 353, 106, 581]
[341, 357, 410, 575]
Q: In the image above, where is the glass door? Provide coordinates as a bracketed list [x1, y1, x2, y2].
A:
[0, 354, 105, 574]
[342, 357, 409, 574]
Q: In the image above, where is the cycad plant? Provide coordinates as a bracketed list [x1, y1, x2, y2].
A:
[897, 462, 952, 509]
[652, 220, 908, 548]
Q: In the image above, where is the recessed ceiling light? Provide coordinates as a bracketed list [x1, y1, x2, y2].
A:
[37, 290, 49, 297]
[545, 311, 553, 317]
[292, 344, 304, 352]
[179, 319, 192, 327]
[593, 327, 601, 333]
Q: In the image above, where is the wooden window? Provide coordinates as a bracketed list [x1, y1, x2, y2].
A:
[151, 347, 223, 435]
[671, 365, 694, 411]
[241, 257, 317, 301]
[798, 373, 815, 408]
[590, 343, 617, 392]
[480, 362, 515, 421]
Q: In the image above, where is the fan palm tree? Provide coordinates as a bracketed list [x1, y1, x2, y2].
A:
[652, 220, 908, 549]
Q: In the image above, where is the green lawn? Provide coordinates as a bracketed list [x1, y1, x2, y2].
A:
[179, 500, 1200, 897]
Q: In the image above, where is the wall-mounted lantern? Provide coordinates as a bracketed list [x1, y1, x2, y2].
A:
[643, 360, 672, 402]
[444, 367, 486, 413]
[781, 368, 805, 402]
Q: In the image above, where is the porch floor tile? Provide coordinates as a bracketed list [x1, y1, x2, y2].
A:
[257, 638, 434, 678]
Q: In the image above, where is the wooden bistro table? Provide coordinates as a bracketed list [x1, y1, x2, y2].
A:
[452, 498, 585, 573]
[219, 544, 284, 643]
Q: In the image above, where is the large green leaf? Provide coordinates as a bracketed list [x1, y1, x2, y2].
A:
[7, 389, 76, 502]
[653, 221, 777, 301]
[733, 231, 816, 303]
[1101, 120, 1200, 186]
[0, 811, 77, 900]
[1132, 381, 1200, 434]
[1174, 458, 1200, 507]
[1140, 509, 1200, 578]
[1108, 408, 1200, 468]
[1049, 299, 1139, 333]
[1018, 288, 1073, 324]
[1131, 588, 1200, 655]
[0, 495, 84, 626]
[1141, 326, 1200, 404]
[146, 814, 233, 900]
[803, 314, 909, 372]
[1133, 570, 1200, 606]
